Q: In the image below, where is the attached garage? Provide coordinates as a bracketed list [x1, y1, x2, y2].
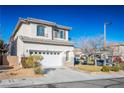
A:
[29, 50, 65, 67]
[40, 51, 63, 67]
[17, 36, 74, 68]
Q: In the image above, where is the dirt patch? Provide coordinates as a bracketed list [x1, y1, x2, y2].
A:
[0, 68, 43, 80]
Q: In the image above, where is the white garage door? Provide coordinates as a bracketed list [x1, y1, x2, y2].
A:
[29, 50, 63, 67]
[40, 51, 63, 67]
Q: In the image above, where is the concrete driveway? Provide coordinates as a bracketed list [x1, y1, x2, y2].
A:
[42, 67, 124, 83]
[43, 67, 93, 82]
[0, 67, 124, 87]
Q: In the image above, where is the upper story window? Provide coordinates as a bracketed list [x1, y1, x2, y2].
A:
[54, 29, 59, 38]
[60, 31, 64, 39]
[37, 25, 45, 36]
[54, 29, 65, 39]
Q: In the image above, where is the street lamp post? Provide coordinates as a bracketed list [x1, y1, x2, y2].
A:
[104, 22, 107, 49]
[103, 21, 112, 66]
[104, 21, 112, 49]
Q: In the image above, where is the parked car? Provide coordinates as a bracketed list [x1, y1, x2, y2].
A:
[74, 56, 80, 65]
[97, 60, 104, 66]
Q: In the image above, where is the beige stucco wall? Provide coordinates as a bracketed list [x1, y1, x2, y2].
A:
[2, 56, 19, 66]
[14, 23, 68, 41]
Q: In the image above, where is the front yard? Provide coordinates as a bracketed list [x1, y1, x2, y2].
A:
[0, 68, 43, 80]
[0, 55, 45, 80]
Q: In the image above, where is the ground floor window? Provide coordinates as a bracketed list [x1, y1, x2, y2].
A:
[29, 50, 61, 55]
[30, 51, 33, 55]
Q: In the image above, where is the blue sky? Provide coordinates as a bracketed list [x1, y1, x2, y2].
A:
[0, 5, 124, 47]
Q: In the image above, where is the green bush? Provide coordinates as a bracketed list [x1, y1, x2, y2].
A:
[34, 61, 40, 67]
[111, 66, 120, 72]
[34, 67, 44, 74]
[26, 56, 35, 68]
[101, 66, 111, 72]
[33, 55, 43, 62]
[21, 56, 34, 68]
[21, 55, 43, 68]
[21, 55, 44, 75]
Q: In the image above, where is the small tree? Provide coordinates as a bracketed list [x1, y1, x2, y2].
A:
[80, 35, 104, 54]
[0, 39, 8, 55]
[79, 35, 103, 64]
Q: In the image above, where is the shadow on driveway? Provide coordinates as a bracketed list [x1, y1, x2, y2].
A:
[43, 68, 56, 74]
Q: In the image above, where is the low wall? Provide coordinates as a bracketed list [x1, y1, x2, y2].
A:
[0, 56, 19, 67]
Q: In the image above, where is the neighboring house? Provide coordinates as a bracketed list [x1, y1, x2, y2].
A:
[110, 43, 124, 61]
[9, 17, 74, 67]
[94, 48, 113, 66]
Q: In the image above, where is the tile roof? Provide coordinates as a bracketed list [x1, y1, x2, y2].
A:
[19, 36, 74, 46]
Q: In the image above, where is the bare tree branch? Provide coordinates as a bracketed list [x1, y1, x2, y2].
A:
[80, 34, 104, 54]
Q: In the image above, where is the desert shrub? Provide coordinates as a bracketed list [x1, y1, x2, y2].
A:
[101, 66, 111, 72]
[34, 61, 41, 67]
[21, 58, 26, 67]
[33, 55, 43, 62]
[21, 55, 44, 75]
[111, 66, 120, 72]
[34, 67, 44, 74]
[21, 56, 34, 68]
[25, 56, 35, 68]
[21, 55, 43, 68]
[120, 63, 124, 70]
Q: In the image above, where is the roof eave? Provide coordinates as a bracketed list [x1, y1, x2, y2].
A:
[11, 17, 72, 39]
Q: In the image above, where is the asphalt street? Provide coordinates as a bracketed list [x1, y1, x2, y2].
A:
[12, 77, 124, 88]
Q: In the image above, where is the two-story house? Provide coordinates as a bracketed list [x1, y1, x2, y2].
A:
[9, 17, 74, 67]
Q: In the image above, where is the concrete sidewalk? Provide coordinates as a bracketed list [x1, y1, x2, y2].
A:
[0, 67, 124, 88]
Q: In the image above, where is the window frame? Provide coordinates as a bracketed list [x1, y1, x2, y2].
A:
[37, 25, 45, 36]
[54, 29, 65, 39]
[35, 52, 37, 54]
[30, 51, 33, 55]
[60, 30, 64, 39]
